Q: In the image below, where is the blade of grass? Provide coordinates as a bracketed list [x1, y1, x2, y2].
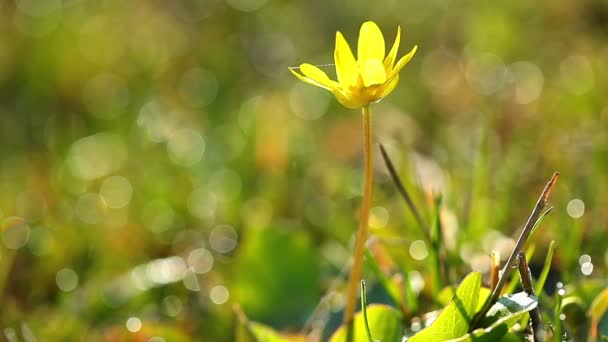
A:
[529, 207, 553, 238]
[361, 281, 374, 342]
[379, 144, 431, 244]
[429, 194, 444, 300]
[534, 240, 556, 295]
[363, 247, 403, 313]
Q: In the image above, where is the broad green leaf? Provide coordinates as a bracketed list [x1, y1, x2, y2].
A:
[232, 228, 320, 327]
[481, 291, 538, 327]
[408, 272, 481, 342]
[236, 321, 286, 342]
[249, 322, 306, 342]
[437, 286, 491, 313]
[330, 304, 403, 342]
[446, 292, 538, 342]
[235, 306, 305, 342]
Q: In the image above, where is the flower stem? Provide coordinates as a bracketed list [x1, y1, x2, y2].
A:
[344, 105, 374, 325]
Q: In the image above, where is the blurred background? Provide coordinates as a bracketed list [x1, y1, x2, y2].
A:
[0, 0, 607, 340]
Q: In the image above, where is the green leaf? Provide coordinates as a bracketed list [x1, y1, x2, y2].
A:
[446, 292, 538, 342]
[408, 272, 481, 342]
[330, 304, 403, 342]
[235, 306, 305, 342]
[232, 228, 320, 327]
[481, 291, 538, 327]
[437, 285, 491, 313]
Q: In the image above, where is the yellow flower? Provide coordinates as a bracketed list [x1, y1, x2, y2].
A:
[290, 21, 417, 109]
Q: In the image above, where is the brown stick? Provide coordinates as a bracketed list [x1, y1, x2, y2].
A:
[517, 252, 543, 342]
[469, 172, 559, 331]
[490, 251, 500, 291]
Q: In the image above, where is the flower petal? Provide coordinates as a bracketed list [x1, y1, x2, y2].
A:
[389, 45, 417, 80]
[383, 26, 401, 72]
[359, 59, 387, 87]
[334, 31, 358, 87]
[378, 74, 399, 99]
[333, 88, 364, 109]
[289, 64, 335, 91]
[357, 21, 385, 62]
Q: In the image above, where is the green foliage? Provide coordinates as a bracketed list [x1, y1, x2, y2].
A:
[232, 228, 320, 327]
[409, 272, 481, 341]
[330, 305, 403, 342]
[411, 273, 538, 342]
[478, 292, 537, 328]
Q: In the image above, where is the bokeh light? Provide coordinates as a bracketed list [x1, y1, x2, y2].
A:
[56, 268, 78, 292]
[126, 317, 142, 333]
[209, 285, 229, 305]
[1, 216, 30, 250]
[567, 199, 585, 218]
